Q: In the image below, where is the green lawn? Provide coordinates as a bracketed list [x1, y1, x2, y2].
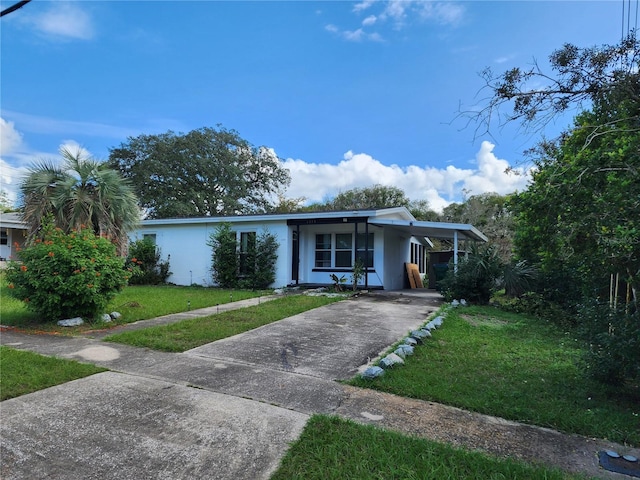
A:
[104, 294, 343, 351]
[270, 415, 586, 480]
[349, 305, 640, 446]
[0, 346, 106, 400]
[2, 286, 636, 478]
[0, 282, 265, 331]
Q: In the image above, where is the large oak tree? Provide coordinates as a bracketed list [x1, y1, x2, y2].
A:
[109, 126, 291, 218]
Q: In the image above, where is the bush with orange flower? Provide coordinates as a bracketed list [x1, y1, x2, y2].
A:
[5, 221, 128, 322]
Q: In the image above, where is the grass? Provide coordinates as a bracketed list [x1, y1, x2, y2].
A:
[0, 346, 106, 400]
[0, 281, 265, 332]
[104, 294, 343, 352]
[349, 305, 640, 446]
[270, 415, 586, 480]
[2, 282, 636, 476]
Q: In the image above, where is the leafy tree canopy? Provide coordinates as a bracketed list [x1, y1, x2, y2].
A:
[109, 126, 291, 219]
[465, 32, 639, 137]
[0, 190, 15, 213]
[328, 184, 409, 210]
[442, 193, 514, 260]
[287, 184, 439, 220]
[511, 91, 640, 300]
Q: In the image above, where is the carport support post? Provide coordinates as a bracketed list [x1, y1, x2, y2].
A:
[295, 223, 300, 285]
[453, 230, 459, 272]
[365, 221, 369, 289]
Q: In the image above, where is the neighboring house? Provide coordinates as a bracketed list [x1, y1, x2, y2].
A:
[0, 212, 27, 262]
[133, 207, 487, 290]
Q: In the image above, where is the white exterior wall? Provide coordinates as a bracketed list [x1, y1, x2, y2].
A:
[295, 224, 384, 288]
[133, 220, 292, 287]
[382, 228, 411, 290]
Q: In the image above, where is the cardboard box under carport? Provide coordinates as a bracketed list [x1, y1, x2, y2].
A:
[405, 263, 424, 288]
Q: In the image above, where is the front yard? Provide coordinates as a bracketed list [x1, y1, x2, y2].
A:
[1, 286, 638, 479]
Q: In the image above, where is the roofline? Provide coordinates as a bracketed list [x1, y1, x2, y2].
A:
[0, 213, 28, 230]
[140, 206, 413, 227]
[368, 218, 488, 242]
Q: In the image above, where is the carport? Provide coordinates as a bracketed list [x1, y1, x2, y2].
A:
[367, 218, 488, 285]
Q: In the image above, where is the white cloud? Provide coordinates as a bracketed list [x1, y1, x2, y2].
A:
[282, 141, 530, 213]
[1, 110, 139, 140]
[343, 28, 366, 42]
[494, 54, 515, 64]
[23, 2, 95, 40]
[353, 1, 376, 13]
[0, 118, 28, 205]
[0, 119, 99, 206]
[381, 0, 408, 26]
[362, 15, 377, 26]
[329, 1, 465, 42]
[325, 24, 339, 34]
[0, 118, 23, 156]
[417, 2, 465, 25]
[0, 160, 28, 205]
[59, 141, 92, 160]
[325, 24, 384, 43]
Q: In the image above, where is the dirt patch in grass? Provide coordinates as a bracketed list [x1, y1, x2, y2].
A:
[461, 314, 508, 328]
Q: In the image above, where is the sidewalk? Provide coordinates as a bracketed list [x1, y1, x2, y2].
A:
[81, 294, 281, 340]
[1, 291, 638, 479]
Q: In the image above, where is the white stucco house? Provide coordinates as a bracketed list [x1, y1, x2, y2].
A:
[132, 207, 487, 290]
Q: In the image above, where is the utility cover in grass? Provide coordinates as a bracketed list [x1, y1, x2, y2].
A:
[598, 451, 640, 477]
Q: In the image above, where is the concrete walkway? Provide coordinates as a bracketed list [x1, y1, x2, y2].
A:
[1, 291, 638, 479]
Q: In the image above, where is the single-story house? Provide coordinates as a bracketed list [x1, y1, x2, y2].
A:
[133, 207, 487, 290]
[0, 212, 27, 262]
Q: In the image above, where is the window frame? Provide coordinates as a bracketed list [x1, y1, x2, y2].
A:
[356, 232, 374, 268]
[313, 232, 374, 270]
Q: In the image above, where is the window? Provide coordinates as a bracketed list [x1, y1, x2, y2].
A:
[356, 233, 374, 268]
[411, 243, 426, 273]
[143, 233, 156, 244]
[335, 233, 352, 267]
[0, 229, 7, 246]
[314, 232, 375, 269]
[239, 232, 256, 276]
[315, 234, 331, 267]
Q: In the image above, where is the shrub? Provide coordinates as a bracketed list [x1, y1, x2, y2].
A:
[5, 224, 128, 322]
[496, 292, 576, 328]
[439, 244, 503, 304]
[250, 229, 279, 289]
[351, 258, 365, 291]
[209, 224, 279, 289]
[208, 223, 239, 288]
[502, 260, 537, 297]
[126, 238, 171, 285]
[579, 300, 640, 386]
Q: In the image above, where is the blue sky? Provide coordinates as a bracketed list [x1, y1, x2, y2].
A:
[0, 0, 624, 211]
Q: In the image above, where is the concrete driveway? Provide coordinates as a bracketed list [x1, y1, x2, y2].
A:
[1, 291, 442, 480]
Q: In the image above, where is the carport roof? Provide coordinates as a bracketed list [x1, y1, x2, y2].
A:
[368, 218, 488, 242]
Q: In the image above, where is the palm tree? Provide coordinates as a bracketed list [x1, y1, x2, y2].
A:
[20, 147, 140, 255]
